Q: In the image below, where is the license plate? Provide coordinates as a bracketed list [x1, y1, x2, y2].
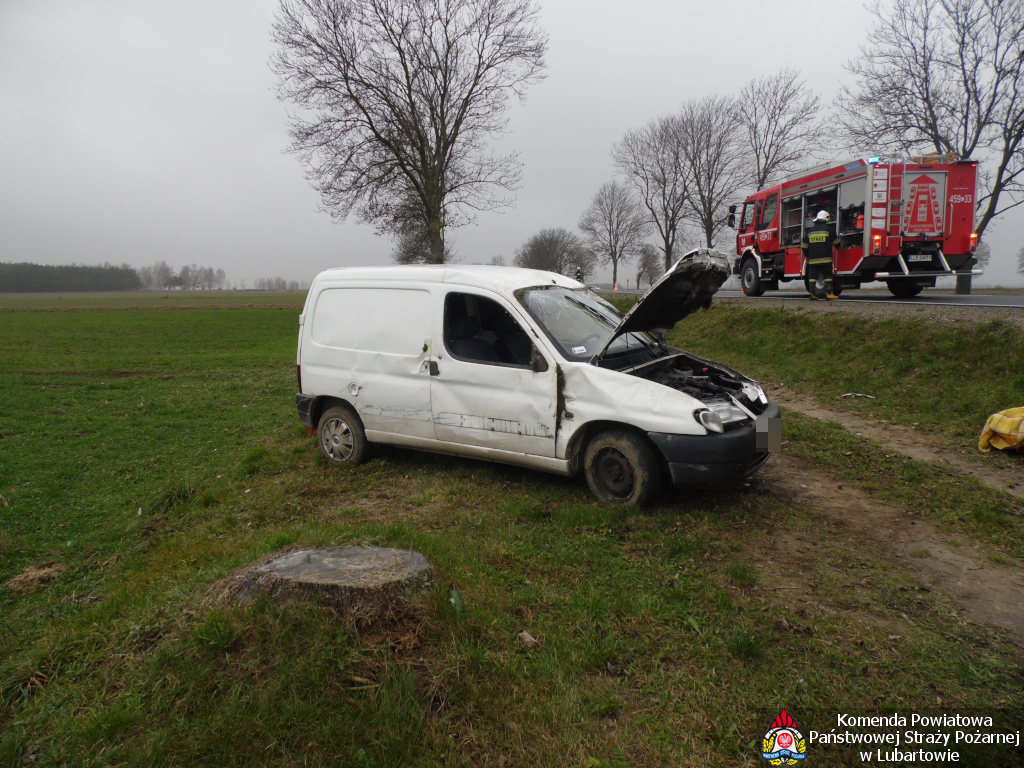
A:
[908, 254, 931, 262]
[755, 416, 781, 452]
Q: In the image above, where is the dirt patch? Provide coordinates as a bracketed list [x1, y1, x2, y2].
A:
[5, 562, 68, 592]
[753, 453, 1024, 643]
[770, 387, 1024, 500]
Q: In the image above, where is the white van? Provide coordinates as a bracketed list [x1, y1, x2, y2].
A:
[295, 249, 780, 507]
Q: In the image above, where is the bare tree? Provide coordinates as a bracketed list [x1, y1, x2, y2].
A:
[1017, 245, 1024, 275]
[973, 240, 992, 269]
[837, 0, 1024, 292]
[613, 115, 689, 271]
[679, 95, 746, 248]
[272, 0, 547, 264]
[488, 255, 506, 265]
[513, 228, 597, 278]
[578, 180, 651, 287]
[738, 68, 823, 189]
[153, 261, 174, 290]
[635, 243, 662, 288]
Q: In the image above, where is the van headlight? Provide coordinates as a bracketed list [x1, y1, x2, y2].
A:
[695, 408, 724, 434]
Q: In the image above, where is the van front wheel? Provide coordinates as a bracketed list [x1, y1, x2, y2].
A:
[583, 430, 660, 507]
[317, 405, 369, 465]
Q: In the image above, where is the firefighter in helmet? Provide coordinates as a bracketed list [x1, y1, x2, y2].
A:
[574, 265, 583, 283]
[801, 210, 841, 300]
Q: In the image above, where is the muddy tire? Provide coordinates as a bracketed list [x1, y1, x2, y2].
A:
[317, 405, 369, 466]
[887, 281, 924, 298]
[583, 430, 660, 508]
[741, 260, 764, 297]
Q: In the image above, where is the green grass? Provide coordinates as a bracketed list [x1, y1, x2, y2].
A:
[2, 303, 1023, 766]
[668, 303, 1024, 453]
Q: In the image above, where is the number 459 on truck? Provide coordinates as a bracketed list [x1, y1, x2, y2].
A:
[727, 154, 981, 298]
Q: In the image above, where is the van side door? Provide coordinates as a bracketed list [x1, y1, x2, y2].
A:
[430, 290, 557, 457]
[303, 285, 436, 439]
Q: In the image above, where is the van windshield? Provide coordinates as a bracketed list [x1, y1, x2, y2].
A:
[515, 286, 658, 362]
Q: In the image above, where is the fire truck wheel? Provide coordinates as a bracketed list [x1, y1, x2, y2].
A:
[741, 260, 765, 297]
[887, 281, 924, 298]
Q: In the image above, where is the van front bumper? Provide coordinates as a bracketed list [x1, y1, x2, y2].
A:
[647, 401, 780, 488]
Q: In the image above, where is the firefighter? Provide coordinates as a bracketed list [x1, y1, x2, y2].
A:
[574, 266, 583, 283]
[801, 210, 841, 300]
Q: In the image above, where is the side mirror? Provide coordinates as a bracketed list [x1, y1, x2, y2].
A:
[531, 347, 549, 373]
[727, 213, 737, 229]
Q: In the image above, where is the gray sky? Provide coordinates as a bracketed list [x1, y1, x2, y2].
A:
[1, 0, 1021, 287]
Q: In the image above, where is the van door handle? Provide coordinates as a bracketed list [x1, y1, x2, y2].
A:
[428, 361, 439, 376]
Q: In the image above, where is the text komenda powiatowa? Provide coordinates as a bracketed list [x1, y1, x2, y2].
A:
[808, 714, 1020, 762]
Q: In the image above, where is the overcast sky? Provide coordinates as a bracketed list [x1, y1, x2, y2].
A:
[1, 0, 1021, 287]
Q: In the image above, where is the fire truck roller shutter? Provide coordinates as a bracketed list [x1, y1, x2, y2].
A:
[838, 178, 867, 237]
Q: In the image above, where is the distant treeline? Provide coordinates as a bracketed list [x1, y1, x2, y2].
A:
[0, 261, 308, 293]
[0, 262, 141, 292]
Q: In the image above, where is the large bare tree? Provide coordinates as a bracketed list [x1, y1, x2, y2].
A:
[679, 95, 746, 248]
[513, 228, 597, 279]
[837, 0, 1024, 292]
[738, 68, 823, 189]
[578, 180, 651, 287]
[612, 115, 689, 271]
[272, 0, 547, 264]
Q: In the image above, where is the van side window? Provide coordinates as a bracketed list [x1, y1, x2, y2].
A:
[444, 293, 533, 367]
[758, 194, 778, 228]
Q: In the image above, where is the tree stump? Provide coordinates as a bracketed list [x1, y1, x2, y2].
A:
[221, 546, 433, 617]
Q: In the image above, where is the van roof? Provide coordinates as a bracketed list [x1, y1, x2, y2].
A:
[313, 264, 581, 292]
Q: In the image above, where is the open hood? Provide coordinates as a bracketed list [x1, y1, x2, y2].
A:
[591, 248, 730, 363]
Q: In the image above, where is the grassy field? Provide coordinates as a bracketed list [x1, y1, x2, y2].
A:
[2, 299, 1023, 766]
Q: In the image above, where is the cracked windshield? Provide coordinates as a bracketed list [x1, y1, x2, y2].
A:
[517, 286, 658, 362]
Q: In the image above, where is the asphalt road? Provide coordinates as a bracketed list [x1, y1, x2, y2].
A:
[597, 285, 1024, 308]
[715, 290, 1024, 308]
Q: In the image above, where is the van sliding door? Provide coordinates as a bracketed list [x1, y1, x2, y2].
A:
[305, 287, 436, 439]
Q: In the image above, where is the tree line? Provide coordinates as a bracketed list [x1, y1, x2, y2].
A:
[0, 261, 309, 293]
[137, 262, 227, 290]
[0, 262, 141, 292]
[272, 0, 1024, 290]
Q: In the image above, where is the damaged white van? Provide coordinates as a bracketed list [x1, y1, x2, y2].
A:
[295, 249, 780, 507]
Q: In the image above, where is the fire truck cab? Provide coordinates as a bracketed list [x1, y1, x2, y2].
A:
[729, 155, 980, 298]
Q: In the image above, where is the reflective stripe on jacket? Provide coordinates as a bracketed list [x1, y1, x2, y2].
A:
[801, 222, 840, 265]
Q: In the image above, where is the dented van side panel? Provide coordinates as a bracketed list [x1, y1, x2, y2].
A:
[556, 364, 707, 458]
[429, 286, 559, 457]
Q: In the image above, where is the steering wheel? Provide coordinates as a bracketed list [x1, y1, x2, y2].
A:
[577, 333, 602, 350]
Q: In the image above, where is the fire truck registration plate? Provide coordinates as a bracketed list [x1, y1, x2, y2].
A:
[908, 254, 931, 262]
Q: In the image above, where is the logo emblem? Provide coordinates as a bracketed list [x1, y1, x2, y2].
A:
[761, 709, 807, 764]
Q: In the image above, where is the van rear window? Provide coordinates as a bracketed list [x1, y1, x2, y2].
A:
[311, 288, 432, 355]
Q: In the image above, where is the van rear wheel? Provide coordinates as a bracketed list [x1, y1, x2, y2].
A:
[317, 405, 369, 465]
[583, 430, 660, 508]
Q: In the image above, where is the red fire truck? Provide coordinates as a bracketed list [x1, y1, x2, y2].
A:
[728, 154, 981, 297]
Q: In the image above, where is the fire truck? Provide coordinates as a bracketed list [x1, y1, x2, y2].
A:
[728, 154, 981, 297]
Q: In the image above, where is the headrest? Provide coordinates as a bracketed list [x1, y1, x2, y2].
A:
[449, 315, 479, 340]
